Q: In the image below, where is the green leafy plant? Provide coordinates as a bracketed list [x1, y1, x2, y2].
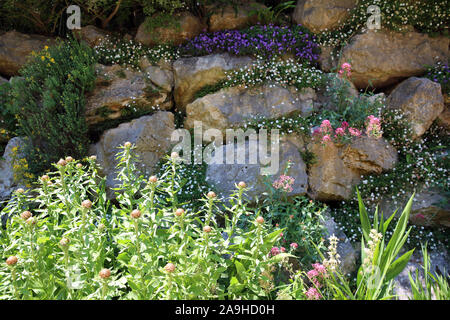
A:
[7, 38, 97, 175]
[407, 244, 450, 300]
[248, 1, 296, 25]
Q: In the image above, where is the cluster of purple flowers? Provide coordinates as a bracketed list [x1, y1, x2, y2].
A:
[425, 61, 449, 95]
[181, 24, 320, 64]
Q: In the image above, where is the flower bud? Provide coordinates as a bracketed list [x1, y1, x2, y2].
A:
[41, 175, 50, 182]
[21, 211, 32, 220]
[81, 200, 92, 209]
[65, 156, 74, 163]
[131, 209, 141, 219]
[26, 217, 37, 226]
[149, 175, 158, 183]
[203, 225, 212, 233]
[124, 141, 132, 148]
[99, 268, 111, 279]
[171, 152, 179, 159]
[238, 181, 246, 189]
[6, 256, 18, 266]
[207, 191, 216, 199]
[98, 223, 106, 231]
[15, 188, 25, 194]
[175, 208, 184, 217]
[76, 163, 83, 169]
[256, 216, 264, 224]
[89, 155, 97, 161]
[57, 159, 67, 167]
[164, 263, 175, 273]
[59, 238, 70, 247]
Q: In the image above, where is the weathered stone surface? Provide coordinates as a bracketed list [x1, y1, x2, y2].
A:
[393, 246, 450, 300]
[205, 134, 308, 200]
[340, 30, 449, 89]
[173, 53, 253, 109]
[0, 31, 54, 77]
[135, 12, 205, 47]
[322, 211, 357, 275]
[437, 104, 450, 129]
[144, 65, 174, 92]
[308, 136, 398, 201]
[292, 0, 357, 33]
[318, 45, 337, 73]
[386, 77, 444, 139]
[208, 2, 265, 32]
[409, 189, 450, 228]
[0, 137, 26, 201]
[85, 64, 172, 126]
[89, 111, 175, 189]
[185, 84, 316, 132]
[73, 25, 110, 47]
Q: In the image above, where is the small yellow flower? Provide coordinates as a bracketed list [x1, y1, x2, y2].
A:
[41, 56, 45, 61]
[50, 58, 55, 63]
[44, 45, 49, 50]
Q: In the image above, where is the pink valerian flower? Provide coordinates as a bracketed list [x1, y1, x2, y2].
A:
[273, 175, 295, 193]
[319, 120, 333, 135]
[307, 269, 319, 279]
[366, 115, 383, 139]
[415, 213, 426, 220]
[280, 247, 286, 253]
[341, 121, 349, 129]
[322, 135, 332, 144]
[305, 287, 322, 300]
[348, 127, 361, 137]
[338, 62, 352, 79]
[270, 247, 280, 256]
[335, 127, 345, 136]
[290, 242, 298, 250]
[312, 263, 328, 277]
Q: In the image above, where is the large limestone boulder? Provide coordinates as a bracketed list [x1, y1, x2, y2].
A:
[173, 53, 253, 110]
[0, 31, 54, 77]
[185, 84, 317, 132]
[208, 2, 266, 32]
[73, 25, 110, 47]
[340, 30, 449, 89]
[89, 112, 175, 189]
[386, 77, 444, 139]
[135, 12, 205, 47]
[0, 137, 26, 201]
[205, 134, 308, 200]
[308, 136, 398, 201]
[292, 0, 357, 33]
[85, 64, 172, 126]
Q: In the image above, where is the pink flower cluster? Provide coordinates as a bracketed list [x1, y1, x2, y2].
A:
[270, 243, 298, 256]
[313, 120, 361, 145]
[338, 62, 352, 78]
[273, 175, 295, 193]
[305, 287, 321, 300]
[305, 263, 328, 299]
[365, 115, 383, 139]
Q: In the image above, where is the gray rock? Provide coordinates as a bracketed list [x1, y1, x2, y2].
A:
[185, 84, 316, 133]
[308, 136, 398, 201]
[0, 137, 26, 201]
[89, 111, 175, 189]
[339, 30, 449, 89]
[387, 77, 444, 139]
[85, 64, 172, 126]
[173, 53, 254, 110]
[205, 134, 308, 200]
[293, 0, 357, 33]
[0, 31, 54, 77]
